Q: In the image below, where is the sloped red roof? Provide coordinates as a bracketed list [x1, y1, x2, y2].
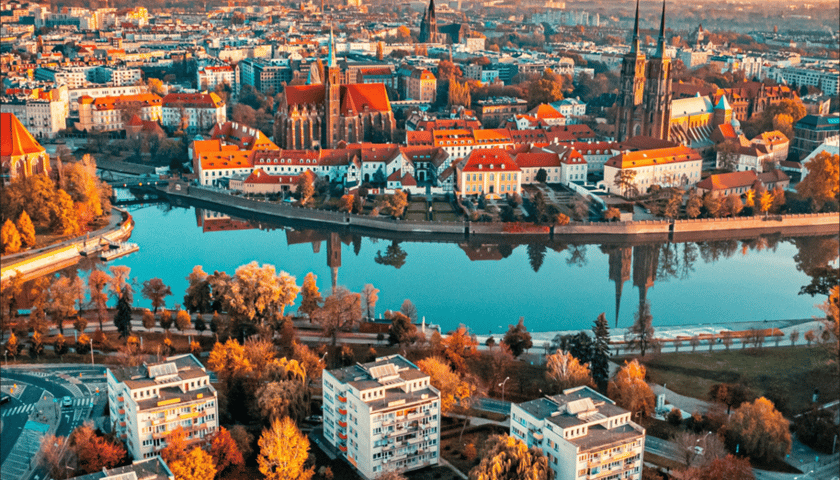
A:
[514, 152, 561, 168]
[1, 112, 44, 157]
[342, 84, 391, 112]
[460, 148, 520, 172]
[696, 170, 758, 191]
[285, 85, 325, 107]
[401, 172, 417, 186]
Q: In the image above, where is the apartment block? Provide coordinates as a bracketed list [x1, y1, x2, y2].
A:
[322, 355, 441, 480]
[107, 354, 218, 461]
[510, 386, 646, 480]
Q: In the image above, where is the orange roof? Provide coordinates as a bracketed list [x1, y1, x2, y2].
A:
[605, 145, 702, 169]
[359, 68, 393, 77]
[88, 93, 162, 110]
[514, 152, 561, 168]
[342, 84, 391, 113]
[1, 112, 45, 157]
[530, 103, 564, 120]
[406, 131, 433, 145]
[696, 170, 758, 191]
[162, 92, 224, 108]
[284, 85, 325, 107]
[754, 130, 789, 145]
[460, 149, 520, 172]
[198, 150, 253, 171]
[473, 128, 512, 143]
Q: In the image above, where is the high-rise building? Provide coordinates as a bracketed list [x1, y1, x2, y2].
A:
[322, 355, 441, 480]
[616, 0, 672, 142]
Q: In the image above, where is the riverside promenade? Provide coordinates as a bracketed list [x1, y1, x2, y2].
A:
[162, 180, 840, 241]
[0, 208, 134, 283]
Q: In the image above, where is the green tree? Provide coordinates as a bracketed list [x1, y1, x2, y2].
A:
[114, 293, 133, 338]
[726, 397, 791, 463]
[591, 313, 611, 388]
[15, 210, 35, 248]
[468, 434, 553, 480]
[502, 317, 533, 357]
[388, 311, 419, 346]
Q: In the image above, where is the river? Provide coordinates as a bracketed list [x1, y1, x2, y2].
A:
[57, 198, 839, 336]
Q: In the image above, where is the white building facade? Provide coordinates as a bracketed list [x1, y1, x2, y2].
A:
[511, 386, 646, 480]
[107, 354, 218, 461]
[322, 355, 441, 480]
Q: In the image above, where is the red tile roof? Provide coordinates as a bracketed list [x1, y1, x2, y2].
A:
[696, 170, 758, 191]
[605, 145, 702, 169]
[1, 112, 45, 157]
[460, 148, 520, 172]
[514, 152, 561, 168]
[162, 92, 224, 108]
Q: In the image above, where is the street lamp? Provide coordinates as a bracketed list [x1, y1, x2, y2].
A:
[498, 377, 510, 403]
[90, 338, 94, 366]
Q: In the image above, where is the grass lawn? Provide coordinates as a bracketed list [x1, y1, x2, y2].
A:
[623, 346, 838, 414]
[406, 212, 427, 220]
[434, 213, 459, 221]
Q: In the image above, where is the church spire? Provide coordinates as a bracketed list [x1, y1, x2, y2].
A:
[328, 23, 337, 68]
[654, 0, 667, 58]
[630, 0, 641, 54]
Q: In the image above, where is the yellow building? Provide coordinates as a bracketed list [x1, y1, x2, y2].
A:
[456, 148, 522, 197]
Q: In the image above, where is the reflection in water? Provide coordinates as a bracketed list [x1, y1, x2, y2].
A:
[17, 202, 835, 333]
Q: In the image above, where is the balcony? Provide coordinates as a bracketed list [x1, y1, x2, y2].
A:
[118, 409, 125, 415]
[338, 420, 347, 428]
[120, 421, 126, 428]
[117, 396, 124, 403]
[338, 396, 347, 403]
[339, 445, 347, 452]
[338, 408, 347, 416]
[338, 432, 347, 440]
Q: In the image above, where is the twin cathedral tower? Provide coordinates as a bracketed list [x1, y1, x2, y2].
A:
[616, 0, 673, 143]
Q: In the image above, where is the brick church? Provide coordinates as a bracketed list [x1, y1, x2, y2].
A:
[275, 29, 395, 150]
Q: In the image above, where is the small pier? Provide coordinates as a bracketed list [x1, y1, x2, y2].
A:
[100, 242, 139, 261]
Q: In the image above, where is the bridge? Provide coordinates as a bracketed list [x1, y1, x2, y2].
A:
[105, 178, 168, 188]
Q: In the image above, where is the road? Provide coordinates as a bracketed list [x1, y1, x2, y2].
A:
[0, 365, 107, 479]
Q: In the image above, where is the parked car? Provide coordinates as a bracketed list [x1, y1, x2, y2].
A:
[0, 394, 10, 405]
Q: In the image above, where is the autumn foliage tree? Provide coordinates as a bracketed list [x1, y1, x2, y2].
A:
[797, 151, 839, 210]
[680, 454, 754, 480]
[1, 219, 22, 254]
[141, 278, 172, 314]
[258, 417, 314, 480]
[607, 359, 656, 418]
[298, 272, 322, 318]
[725, 397, 791, 463]
[313, 286, 361, 346]
[440, 324, 479, 371]
[545, 351, 593, 393]
[70, 423, 127, 474]
[468, 434, 553, 480]
[502, 317, 533, 357]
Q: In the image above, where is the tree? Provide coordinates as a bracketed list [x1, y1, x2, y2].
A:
[726, 397, 791, 463]
[796, 151, 839, 210]
[468, 434, 553, 480]
[161, 427, 190, 466]
[54, 334, 68, 357]
[361, 284, 379, 320]
[604, 207, 621, 221]
[71, 423, 127, 474]
[38, 434, 68, 480]
[759, 190, 774, 216]
[572, 196, 590, 221]
[5, 331, 21, 359]
[49, 276, 82, 335]
[108, 265, 134, 303]
[388, 311, 419, 346]
[607, 359, 655, 418]
[312, 286, 361, 346]
[28, 331, 44, 358]
[1, 219, 22, 254]
[142, 278, 172, 314]
[789, 329, 799, 346]
[440, 325, 479, 371]
[113, 292, 133, 338]
[556, 213, 570, 225]
[257, 417, 314, 480]
[159, 310, 173, 332]
[416, 356, 472, 415]
[546, 351, 593, 392]
[680, 454, 755, 480]
[436, 60, 462, 81]
[176, 310, 192, 332]
[686, 190, 703, 218]
[183, 266, 211, 313]
[376, 41, 384, 61]
[819, 284, 839, 366]
[213, 262, 300, 338]
[527, 243, 547, 272]
[591, 313, 611, 388]
[703, 193, 722, 218]
[528, 69, 567, 108]
[229, 425, 254, 463]
[388, 190, 408, 218]
[296, 172, 315, 206]
[170, 447, 217, 480]
[708, 383, 755, 414]
[51, 189, 80, 235]
[15, 210, 35, 248]
[502, 317, 533, 357]
[142, 309, 155, 331]
[626, 302, 656, 357]
[535, 168, 548, 183]
[795, 406, 840, 453]
[374, 241, 408, 269]
[87, 269, 110, 330]
[338, 194, 354, 213]
[209, 427, 244, 475]
[399, 299, 418, 322]
[256, 380, 310, 424]
[194, 313, 206, 334]
[614, 170, 638, 197]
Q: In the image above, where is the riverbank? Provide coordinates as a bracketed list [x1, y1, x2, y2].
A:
[163, 180, 839, 241]
[0, 208, 134, 282]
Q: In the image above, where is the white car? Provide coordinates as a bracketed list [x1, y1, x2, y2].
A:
[62, 396, 73, 408]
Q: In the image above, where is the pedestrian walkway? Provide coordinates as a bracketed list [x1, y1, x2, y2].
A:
[0, 420, 48, 480]
[2, 396, 92, 417]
